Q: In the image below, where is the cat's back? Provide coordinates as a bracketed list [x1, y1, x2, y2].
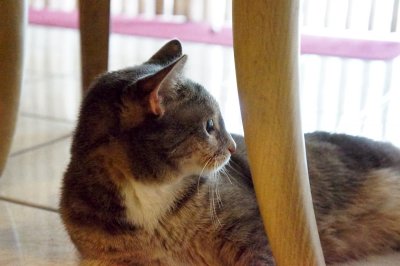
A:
[305, 132, 400, 170]
[305, 132, 400, 263]
[305, 131, 400, 213]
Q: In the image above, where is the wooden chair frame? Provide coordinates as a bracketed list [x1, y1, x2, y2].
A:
[0, 0, 26, 175]
[233, 1, 325, 264]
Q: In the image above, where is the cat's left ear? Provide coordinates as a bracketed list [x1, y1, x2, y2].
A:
[138, 55, 187, 116]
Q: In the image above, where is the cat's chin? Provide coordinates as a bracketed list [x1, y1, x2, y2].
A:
[196, 153, 231, 177]
[215, 154, 231, 172]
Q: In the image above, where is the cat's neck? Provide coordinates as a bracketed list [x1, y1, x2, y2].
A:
[121, 176, 194, 230]
[90, 141, 202, 231]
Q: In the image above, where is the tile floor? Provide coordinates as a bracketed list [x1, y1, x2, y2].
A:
[1, 25, 399, 265]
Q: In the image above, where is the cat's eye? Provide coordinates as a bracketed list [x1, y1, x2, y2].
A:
[206, 119, 215, 134]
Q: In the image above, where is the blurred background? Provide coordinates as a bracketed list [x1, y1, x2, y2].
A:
[26, 0, 400, 143]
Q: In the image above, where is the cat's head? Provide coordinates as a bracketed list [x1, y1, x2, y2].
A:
[73, 40, 236, 183]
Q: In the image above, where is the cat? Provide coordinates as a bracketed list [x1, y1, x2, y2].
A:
[60, 40, 400, 265]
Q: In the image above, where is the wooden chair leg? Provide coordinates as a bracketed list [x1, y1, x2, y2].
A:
[232, 0, 326, 264]
[79, 0, 111, 92]
[155, 0, 164, 14]
[0, 0, 26, 175]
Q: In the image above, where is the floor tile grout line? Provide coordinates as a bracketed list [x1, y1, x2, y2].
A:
[9, 133, 73, 158]
[0, 197, 59, 213]
[20, 112, 77, 124]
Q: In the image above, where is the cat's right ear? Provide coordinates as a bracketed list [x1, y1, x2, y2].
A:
[146, 39, 183, 65]
[136, 55, 187, 116]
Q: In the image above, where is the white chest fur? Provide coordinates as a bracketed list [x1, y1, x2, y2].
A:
[121, 178, 185, 230]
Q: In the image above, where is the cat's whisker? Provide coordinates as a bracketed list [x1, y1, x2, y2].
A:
[208, 177, 222, 228]
[208, 185, 215, 223]
[198, 157, 214, 194]
[204, 158, 223, 227]
[222, 168, 249, 191]
[225, 162, 251, 189]
[224, 172, 233, 185]
[212, 162, 224, 224]
[226, 160, 250, 178]
[199, 156, 214, 178]
[213, 162, 224, 208]
[212, 186, 222, 227]
[219, 165, 230, 178]
[226, 161, 241, 174]
[227, 158, 242, 167]
[223, 163, 240, 185]
[215, 172, 223, 208]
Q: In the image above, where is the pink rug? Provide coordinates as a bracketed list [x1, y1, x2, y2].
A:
[29, 8, 400, 60]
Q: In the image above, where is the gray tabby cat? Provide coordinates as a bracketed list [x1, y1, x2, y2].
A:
[60, 40, 400, 265]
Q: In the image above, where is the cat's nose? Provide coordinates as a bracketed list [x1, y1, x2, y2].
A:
[228, 140, 236, 154]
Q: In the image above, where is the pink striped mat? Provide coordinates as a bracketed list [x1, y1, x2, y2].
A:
[29, 8, 400, 60]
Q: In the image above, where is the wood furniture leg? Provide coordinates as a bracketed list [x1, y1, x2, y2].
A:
[79, 0, 111, 91]
[232, 0, 326, 264]
[0, 0, 26, 175]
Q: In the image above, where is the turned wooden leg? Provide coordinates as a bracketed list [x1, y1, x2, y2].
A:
[155, 0, 164, 14]
[0, 0, 26, 175]
[79, 0, 110, 91]
[232, 0, 325, 264]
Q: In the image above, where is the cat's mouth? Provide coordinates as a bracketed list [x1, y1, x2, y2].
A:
[201, 151, 231, 175]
